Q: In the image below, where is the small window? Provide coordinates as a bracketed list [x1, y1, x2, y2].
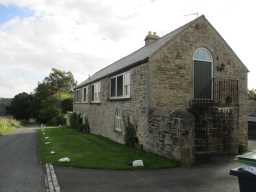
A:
[110, 72, 130, 99]
[91, 84, 94, 101]
[74, 89, 82, 103]
[83, 86, 88, 103]
[114, 108, 122, 132]
[91, 82, 101, 103]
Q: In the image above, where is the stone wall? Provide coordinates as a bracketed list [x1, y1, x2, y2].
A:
[144, 16, 248, 162]
[73, 63, 149, 145]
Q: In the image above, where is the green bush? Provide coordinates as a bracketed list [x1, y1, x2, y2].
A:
[81, 116, 90, 133]
[70, 113, 90, 133]
[61, 98, 73, 113]
[124, 117, 139, 148]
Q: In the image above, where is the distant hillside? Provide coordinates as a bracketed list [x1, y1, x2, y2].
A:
[0, 98, 12, 116]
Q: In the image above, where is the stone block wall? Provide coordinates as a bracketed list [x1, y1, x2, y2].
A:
[73, 63, 149, 145]
[144, 16, 248, 162]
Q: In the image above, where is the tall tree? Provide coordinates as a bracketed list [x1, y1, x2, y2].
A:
[9, 92, 34, 120]
[33, 68, 76, 125]
[43, 68, 76, 94]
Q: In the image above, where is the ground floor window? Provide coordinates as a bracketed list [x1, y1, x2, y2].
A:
[114, 108, 122, 132]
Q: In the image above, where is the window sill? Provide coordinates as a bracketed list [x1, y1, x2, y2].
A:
[90, 101, 101, 104]
[114, 128, 122, 134]
[109, 96, 130, 101]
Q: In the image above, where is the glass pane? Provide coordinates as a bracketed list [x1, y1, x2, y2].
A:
[111, 78, 116, 97]
[193, 48, 213, 62]
[83, 88, 87, 101]
[117, 75, 123, 96]
[194, 61, 212, 99]
[91, 85, 94, 101]
[124, 85, 128, 96]
[78, 89, 81, 102]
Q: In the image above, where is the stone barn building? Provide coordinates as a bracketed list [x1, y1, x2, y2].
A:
[73, 15, 248, 164]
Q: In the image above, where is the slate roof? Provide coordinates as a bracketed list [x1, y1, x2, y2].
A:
[77, 15, 248, 88]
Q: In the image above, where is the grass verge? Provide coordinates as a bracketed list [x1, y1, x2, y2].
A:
[38, 128, 178, 170]
[0, 117, 21, 135]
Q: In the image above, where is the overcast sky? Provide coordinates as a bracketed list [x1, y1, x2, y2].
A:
[0, 0, 255, 98]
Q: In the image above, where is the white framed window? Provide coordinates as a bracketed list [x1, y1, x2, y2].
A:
[91, 82, 101, 103]
[110, 72, 130, 99]
[82, 86, 88, 103]
[74, 89, 82, 103]
[114, 108, 122, 132]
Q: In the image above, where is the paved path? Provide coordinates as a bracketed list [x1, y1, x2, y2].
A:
[0, 127, 44, 192]
[55, 154, 246, 192]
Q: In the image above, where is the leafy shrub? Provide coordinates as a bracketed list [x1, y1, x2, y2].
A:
[124, 117, 139, 148]
[69, 113, 90, 133]
[81, 116, 90, 133]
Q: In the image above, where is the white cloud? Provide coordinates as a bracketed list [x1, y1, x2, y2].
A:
[0, 0, 255, 98]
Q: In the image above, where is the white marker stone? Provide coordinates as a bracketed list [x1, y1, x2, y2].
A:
[50, 151, 56, 154]
[132, 160, 144, 167]
[58, 157, 71, 162]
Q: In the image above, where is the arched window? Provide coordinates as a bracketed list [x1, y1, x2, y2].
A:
[193, 48, 213, 99]
[193, 47, 213, 62]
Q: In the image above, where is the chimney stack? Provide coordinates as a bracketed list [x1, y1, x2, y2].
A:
[144, 31, 159, 46]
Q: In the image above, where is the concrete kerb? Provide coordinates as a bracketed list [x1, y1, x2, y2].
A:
[45, 163, 60, 192]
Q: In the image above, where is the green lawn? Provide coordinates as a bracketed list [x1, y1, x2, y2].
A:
[38, 128, 178, 170]
[0, 117, 20, 135]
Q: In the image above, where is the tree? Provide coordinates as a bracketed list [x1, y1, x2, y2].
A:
[8, 68, 76, 125]
[33, 68, 76, 125]
[43, 68, 76, 94]
[249, 89, 256, 100]
[61, 98, 73, 113]
[37, 96, 64, 125]
[9, 92, 34, 120]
